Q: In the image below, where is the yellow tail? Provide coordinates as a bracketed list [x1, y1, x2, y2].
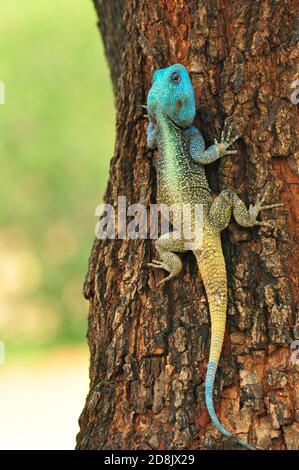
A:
[194, 233, 255, 450]
[194, 232, 227, 375]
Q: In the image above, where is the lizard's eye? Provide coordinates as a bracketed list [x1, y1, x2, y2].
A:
[170, 71, 181, 84]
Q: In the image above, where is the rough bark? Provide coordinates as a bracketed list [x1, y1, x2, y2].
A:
[77, 0, 299, 450]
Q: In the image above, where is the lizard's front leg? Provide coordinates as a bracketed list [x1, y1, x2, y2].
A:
[147, 121, 157, 150]
[148, 232, 188, 287]
[187, 124, 240, 164]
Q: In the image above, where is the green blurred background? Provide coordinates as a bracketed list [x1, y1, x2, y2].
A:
[0, 1, 114, 448]
[0, 0, 114, 352]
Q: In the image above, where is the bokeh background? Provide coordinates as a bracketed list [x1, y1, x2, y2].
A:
[0, 1, 114, 449]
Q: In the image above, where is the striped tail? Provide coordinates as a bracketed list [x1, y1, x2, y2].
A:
[195, 235, 255, 450]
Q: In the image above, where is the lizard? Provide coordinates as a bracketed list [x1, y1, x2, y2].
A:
[146, 63, 282, 450]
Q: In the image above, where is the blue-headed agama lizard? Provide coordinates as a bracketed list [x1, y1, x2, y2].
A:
[146, 64, 283, 450]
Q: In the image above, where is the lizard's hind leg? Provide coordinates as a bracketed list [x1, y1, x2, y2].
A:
[148, 233, 187, 287]
[208, 190, 234, 231]
[208, 189, 283, 231]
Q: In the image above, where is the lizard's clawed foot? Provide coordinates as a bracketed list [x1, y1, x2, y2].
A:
[214, 124, 241, 157]
[148, 260, 173, 287]
[249, 193, 283, 228]
[148, 259, 168, 269]
[142, 104, 149, 118]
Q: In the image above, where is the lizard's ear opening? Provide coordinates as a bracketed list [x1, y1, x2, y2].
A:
[175, 99, 183, 112]
[172, 95, 195, 128]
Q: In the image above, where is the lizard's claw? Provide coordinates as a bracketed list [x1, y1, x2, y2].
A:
[148, 260, 174, 287]
[142, 105, 148, 119]
[248, 192, 284, 228]
[253, 193, 283, 211]
[254, 221, 274, 229]
[226, 124, 233, 141]
[216, 125, 242, 157]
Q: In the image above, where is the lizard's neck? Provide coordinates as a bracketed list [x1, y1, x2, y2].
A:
[156, 112, 186, 153]
[156, 112, 190, 181]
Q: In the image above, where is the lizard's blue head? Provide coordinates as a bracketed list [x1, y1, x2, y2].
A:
[147, 64, 195, 128]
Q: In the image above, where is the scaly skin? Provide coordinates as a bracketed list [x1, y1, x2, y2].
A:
[146, 64, 282, 450]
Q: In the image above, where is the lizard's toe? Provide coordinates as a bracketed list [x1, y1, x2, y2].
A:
[254, 221, 274, 229]
[148, 260, 169, 271]
[157, 274, 174, 287]
[259, 203, 284, 211]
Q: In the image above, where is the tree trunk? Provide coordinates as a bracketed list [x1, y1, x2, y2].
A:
[76, 0, 299, 450]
